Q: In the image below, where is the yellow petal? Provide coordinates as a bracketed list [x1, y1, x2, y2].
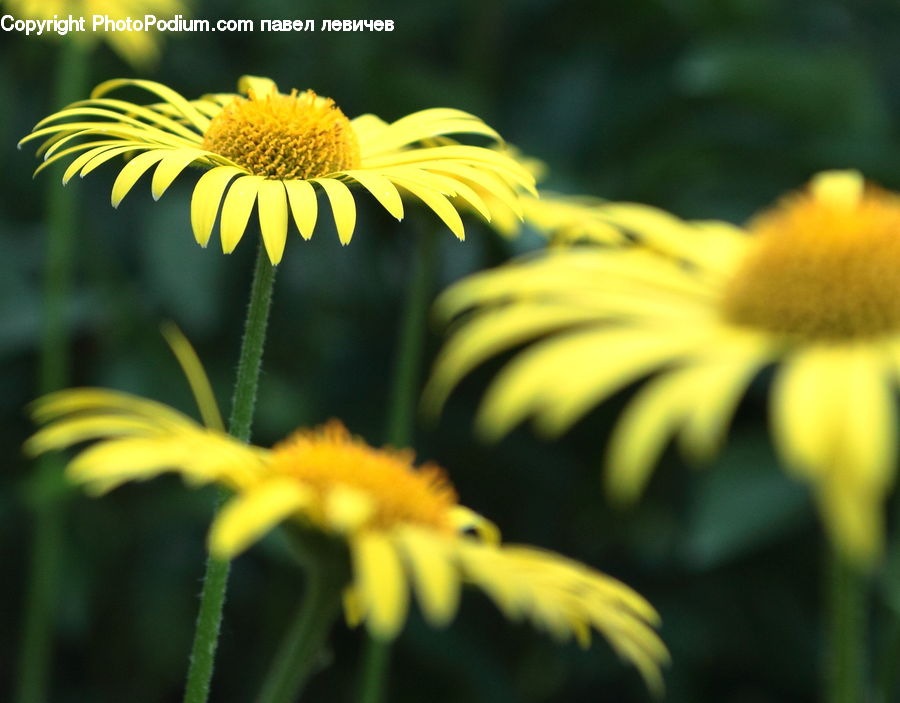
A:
[209, 479, 312, 559]
[284, 179, 318, 240]
[220, 176, 264, 254]
[391, 178, 465, 240]
[315, 178, 357, 245]
[344, 171, 404, 220]
[396, 528, 459, 627]
[351, 532, 409, 640]
[256, 180, 289, 264]
[151, 149, 206, 200]
[190, 166, 243, 247]
[810, 170, 864, 210]
[110, 150, 167, 207]
[237, 75, 278, 98]
[324, 485, 375, 533]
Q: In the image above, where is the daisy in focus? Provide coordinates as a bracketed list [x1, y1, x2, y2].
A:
[3, 0, 183, 68]
[25, 390, 668, 692]
[20, 75, 536, 264]
[425, 170, 900, 566]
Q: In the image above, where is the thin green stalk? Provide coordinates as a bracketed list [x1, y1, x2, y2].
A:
[358, 226, 437, 703]
[16, 38, 90, 703]
[826, 549, 868, 703]
[183, 243, 277, 703]
[255, 536, 348, 703]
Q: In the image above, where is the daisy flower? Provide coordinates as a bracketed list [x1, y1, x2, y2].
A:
[3, 0, 184, 68]
[425, 170, 900, 566]
[461, 146, 622, 243]
[20, 76, 536, 264]
[26, 390, 668, 692]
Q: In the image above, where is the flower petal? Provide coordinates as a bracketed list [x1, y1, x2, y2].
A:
[395, 528, 459, 627]
[351, 532, 409, 640]
[111, 150, 168, 207]
[343, 171, 404, 220]
[257, 180, 289, 264]
[220, 175, 264, 254]
[151, 148, 208, 200]
[284, 179, 318, 240]
[191, 166, 243, 247]
[209, 479, 312, 559]
[315, 178, 357, 245]
[391, 177, 465, 240]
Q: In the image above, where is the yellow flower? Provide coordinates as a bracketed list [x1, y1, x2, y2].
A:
[4, 0, 184, 68]
[20, 76, 535, 264]
[425, 170, 900, 566]
[467, 147, 622, 243]
[27, 390, 668, 692]
[521, 192, 624, 244]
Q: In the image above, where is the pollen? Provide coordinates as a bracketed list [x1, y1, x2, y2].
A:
[201, 87, 361, 180]
[721, 174, 900, 340]
[268, 421, 458, 532]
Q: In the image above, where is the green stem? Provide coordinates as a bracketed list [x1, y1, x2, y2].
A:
[826, 549, 868, 703]
[358, 226, 437, 703]
[183, 243, 277, 703]
[255, 536, 348, 703]
[16, 38, 90, 703]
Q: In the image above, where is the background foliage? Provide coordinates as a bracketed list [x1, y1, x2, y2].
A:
[3, 0, 900, 701]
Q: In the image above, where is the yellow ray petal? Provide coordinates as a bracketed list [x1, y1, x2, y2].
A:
[284, 179, 318, 240]
[209, 479, 312, 559]
[190, 166, 243, 247]
[344, 171, 404, 220]
[396, 528, 459, 627]
[220, 175, 264, 253]
[111, 150, 168, 207]
[351, 532, 409, 640]
[391, 178, 464, 240]
[257, 180, 289, 264]
[314, 178, 357, 245]
[151, 148, 207, 200]
[91, 78, 211, 133]
[238, 75, 278, 98]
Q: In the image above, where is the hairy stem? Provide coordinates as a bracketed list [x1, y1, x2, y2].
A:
[183, 243, 277, 703]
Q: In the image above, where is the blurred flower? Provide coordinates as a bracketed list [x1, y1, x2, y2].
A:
[425, 170, 900, 566]
[20, 76, 535, 264]
[467, 146, 623, 243]
[521, 192, 624, 244]
[27, 389, 668, 691]
[4, 0, 184, 68]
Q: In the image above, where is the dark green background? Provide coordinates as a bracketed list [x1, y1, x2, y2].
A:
[3, 0, 900, 701]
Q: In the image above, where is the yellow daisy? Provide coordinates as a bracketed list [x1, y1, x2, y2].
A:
[425, 170, 900, 566]
[20, 76, 536, 264]
[521, 192, 624, 244]
[4, 0, 184, 68]
[26, 390, 668, 692]
[465, 146, 622, 243]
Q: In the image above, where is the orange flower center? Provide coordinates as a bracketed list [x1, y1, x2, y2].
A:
[268, 422, 457, 532]
[201, 88, 361, 180]
[721, 174, 900, 340]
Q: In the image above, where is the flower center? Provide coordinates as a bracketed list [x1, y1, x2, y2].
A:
[721, 172, 900, 340]
[201, 88, 361, 180]
[268, 422, 457, 532]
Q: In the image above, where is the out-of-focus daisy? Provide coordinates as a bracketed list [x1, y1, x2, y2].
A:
[425, 170, 900, 566]
[462, 146, 622, 243]
[26, 390, 668, 692]
[21, 76, 535, 264]
[3, 0, 184, 68]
